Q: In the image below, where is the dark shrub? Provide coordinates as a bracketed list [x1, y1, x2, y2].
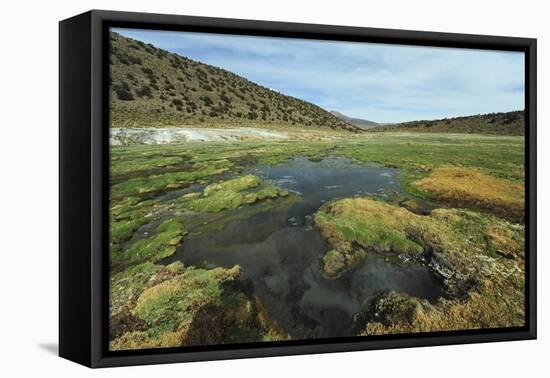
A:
[136, 85, 153, 98]
[201, 96, 213, 107]
[220, 93, 231, 103]
[196, 68, 207, 78]
[127, 55, 142, 65]
[114, 82, 133, 101]
[172, 98, 184, 107]
[118, 55, 130, 65]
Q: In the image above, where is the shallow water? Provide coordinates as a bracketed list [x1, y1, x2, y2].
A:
[165, 157, 442, 339]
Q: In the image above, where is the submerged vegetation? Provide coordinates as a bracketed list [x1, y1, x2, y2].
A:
[109, 131, 525, 349]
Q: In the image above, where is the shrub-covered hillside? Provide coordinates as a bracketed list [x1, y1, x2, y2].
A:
[369, 111, 525, 135]
[109, 32, 359, 131]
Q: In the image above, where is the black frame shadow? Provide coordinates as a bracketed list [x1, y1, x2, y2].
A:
[59, 9, 537, 368]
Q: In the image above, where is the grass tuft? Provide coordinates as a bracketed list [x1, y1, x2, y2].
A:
[413, 167, 524, 222]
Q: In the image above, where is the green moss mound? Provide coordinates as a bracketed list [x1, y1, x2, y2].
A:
[180, 175, 289, 213]
[111, 219, 186, 271]
[315, 197, 525, 333]
[110, 264, 288, 350]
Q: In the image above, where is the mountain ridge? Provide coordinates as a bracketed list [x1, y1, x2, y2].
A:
[330, 111, 380, 129]
[368, 110, 525, 135]
[109, 32, 360, 132]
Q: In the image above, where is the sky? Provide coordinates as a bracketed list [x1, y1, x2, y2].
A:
[113, 28, 525, 124]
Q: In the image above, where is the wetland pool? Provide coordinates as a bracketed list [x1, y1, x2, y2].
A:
[163, 156, 443, 339]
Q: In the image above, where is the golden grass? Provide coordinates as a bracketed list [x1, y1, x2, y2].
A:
[363, 278, 525, 335]
[413, 167, 524, 222]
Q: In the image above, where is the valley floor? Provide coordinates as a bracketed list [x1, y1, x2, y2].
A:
[108, 131, 525, 350]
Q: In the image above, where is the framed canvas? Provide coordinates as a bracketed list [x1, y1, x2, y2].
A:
[59, 10, 537, 368]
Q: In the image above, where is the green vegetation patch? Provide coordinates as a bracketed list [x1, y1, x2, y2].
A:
[111, 158, 233, 199]
[110, 153, 184, 177]
[132, 265, 241, 339]
[179, 175, 289, 213]
[315, 197, 524, 282]
[111, 219, 186, 270]
[243, 185, 288, 204]
[315, 198, 526, 333]
[110, 196, 158, 247]
[204, 174, 261, 194]
[330, 133, 525, 182]
[110, 264, 289, 350]
[315, 198, 426, 277]
[110, 261, 181, 318]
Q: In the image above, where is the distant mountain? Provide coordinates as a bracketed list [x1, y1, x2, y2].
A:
[369, 111, 525, 136]
[109, 32, 360, 132]
[330, 111, 380, 129]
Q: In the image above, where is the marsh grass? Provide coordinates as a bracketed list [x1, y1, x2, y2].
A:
[108, 132, 526, 348]
[314, 197, 525, 332]
[413, 167, 524, 222]
[110, 263, 288, 350]
[172, 174, 289, 213]
[111, 219, 186, 271]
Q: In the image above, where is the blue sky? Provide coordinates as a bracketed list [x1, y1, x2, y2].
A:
[113, 28, 524, 123]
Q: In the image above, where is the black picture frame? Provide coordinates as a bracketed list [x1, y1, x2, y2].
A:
[59, 9, 537, 368]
